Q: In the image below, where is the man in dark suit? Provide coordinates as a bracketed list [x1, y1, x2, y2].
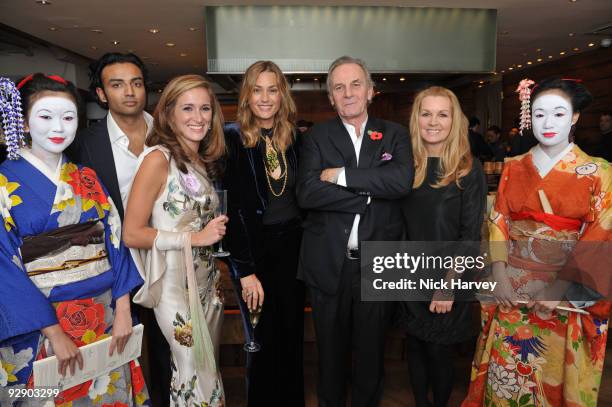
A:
[297, 56, 413, 407]
[68, 53, 171, 406]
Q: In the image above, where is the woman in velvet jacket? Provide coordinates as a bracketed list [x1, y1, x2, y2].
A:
[223, 60, 305, 406]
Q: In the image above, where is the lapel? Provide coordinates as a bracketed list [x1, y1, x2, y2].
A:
[85, 120, 123, 218]
[358, 116, 382, 169]
[246, 144, 269, 207]
[329, 117, 357, 168]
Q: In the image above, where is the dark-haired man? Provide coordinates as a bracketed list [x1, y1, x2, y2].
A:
[68, 52, 170, 406]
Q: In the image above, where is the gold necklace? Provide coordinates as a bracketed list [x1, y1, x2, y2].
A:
[261, 135, 288, 197]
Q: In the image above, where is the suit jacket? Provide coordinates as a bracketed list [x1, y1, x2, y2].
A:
[297, 116, 413, 294]
[67, 119, 124, 220]
[222, 123, 300, 278]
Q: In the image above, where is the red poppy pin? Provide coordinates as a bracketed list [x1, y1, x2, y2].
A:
[368, 130, 383, 141]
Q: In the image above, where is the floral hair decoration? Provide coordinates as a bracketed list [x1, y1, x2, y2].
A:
[0, 77, 25, 160]
[515, 78, 535, 135]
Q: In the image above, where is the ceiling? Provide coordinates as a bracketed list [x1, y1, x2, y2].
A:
[0, 0, 610, 92]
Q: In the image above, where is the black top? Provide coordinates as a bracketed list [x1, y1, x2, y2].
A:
[398, 157, 487, 344]
[403, 157, 486, 241]
[259, 128, 300, 225]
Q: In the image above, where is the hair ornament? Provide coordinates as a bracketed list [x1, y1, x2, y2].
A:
[516, 78, 535, 135]
[16, 73, 68, 90]
[0, 77, 25, 160]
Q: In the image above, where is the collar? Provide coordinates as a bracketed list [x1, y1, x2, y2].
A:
[532, 142, 575, 177]
[19, 148, 64, 186]
[107, 110, 153, 144]
[341, 115, 368, 139]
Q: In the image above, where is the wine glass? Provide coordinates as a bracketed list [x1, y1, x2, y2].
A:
[212, 189, 230, 258]
[244, 305, 262, 353]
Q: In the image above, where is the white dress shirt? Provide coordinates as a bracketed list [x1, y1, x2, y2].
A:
[106, 111, 153, 204]
[336, 118, 368, 250]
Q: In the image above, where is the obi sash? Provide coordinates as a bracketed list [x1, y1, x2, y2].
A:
[21, 221, 111, 289]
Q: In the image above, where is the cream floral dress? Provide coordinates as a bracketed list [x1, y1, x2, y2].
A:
[131, 146, 225, 407]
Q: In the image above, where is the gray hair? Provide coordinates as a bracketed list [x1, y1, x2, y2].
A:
[326, 56, 374, 93]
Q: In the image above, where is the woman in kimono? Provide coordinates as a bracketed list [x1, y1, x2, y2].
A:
[123, 74, 227, 406]
[463, 78, 611, 406]
[0, 74, 150, 406]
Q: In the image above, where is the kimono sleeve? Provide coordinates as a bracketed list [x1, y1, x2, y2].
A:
[103, 193, 144, 301]
[559, 164, 612, 297]
[488, 160, 513, 264]
[0, 206, 57, 344]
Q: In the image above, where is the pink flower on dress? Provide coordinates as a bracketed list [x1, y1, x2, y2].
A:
[179, 172, 202, 197]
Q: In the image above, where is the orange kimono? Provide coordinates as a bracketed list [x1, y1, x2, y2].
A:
[463, 145, 612, 407]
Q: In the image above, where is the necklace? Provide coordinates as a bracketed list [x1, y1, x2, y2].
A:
[260, 134, 288, 197]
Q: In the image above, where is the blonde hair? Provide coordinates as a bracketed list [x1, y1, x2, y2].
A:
[237, 61, 296, 152]
[147, 74, 225, 179]
[409, 86, 472, 188]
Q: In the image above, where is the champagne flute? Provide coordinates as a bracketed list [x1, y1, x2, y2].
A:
[244, 305, 262, 353]
[212, 189, 230, 257]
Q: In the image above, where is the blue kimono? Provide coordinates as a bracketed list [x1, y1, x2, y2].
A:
[0, 150, 150, 406]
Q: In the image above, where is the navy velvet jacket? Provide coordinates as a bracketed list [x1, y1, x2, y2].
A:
[222, 123, 300, 278]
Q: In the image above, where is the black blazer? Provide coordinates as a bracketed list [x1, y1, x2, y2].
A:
[297, 116, 413, 295]
[67, 118, 124, 220]
[222, 123, 300, 279]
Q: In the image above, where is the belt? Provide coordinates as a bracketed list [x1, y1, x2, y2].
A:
[346, 247, 360, 260]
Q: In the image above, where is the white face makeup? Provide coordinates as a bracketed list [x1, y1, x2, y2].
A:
[27, 95, 78, 156]
[531, 92, 577, 150]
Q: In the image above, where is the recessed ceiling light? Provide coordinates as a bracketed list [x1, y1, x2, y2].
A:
[35, 0, 51, 4]
[399, 77, 406, 82]
[536, 48, 542, 52]
[48, 27, 57, 31]
[478, 85, 483, 88]
[111, 40, 120, 45]
[157, 89, 162, 93]
[569, 0, 577, 2]
[569, 33, 575, 37]
[527, 61, 533, 65]
[91, 29, 103, 34]
[296, 78, 301, 82]
[573, 47, 580, 51]
[149, 28, 160, 34]
[501, 70, 505, 73]
[188, 27, 198, 32]
[165, 42, 175, 47]
[179, 53, 188, 57]
[509, 67, 514, 70]
[314, 78, 319, 81]
[90, 45, 97, 50]
[560, 51, 566, 55]
[382, 77, 387, 81]
[537, 58, 543, 62]
[479, 80, 484, 84]
[517, 64, 523, 68]
[588, 42, 595, 47]
[548, 55, 553, 59]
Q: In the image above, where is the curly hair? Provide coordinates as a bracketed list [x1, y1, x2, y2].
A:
[147, 74, 225, 179]
[237, 60, 296, 152]
[409, 86, 473, 189]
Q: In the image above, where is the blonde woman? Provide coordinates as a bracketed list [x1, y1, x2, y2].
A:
[123, 74, 227, 406]
[223, 60, 305, 406]
[398, 86, 486, 407]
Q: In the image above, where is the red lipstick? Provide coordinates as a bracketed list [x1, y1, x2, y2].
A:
[542, 132, 557, 138]
[49, 137, 65, 144]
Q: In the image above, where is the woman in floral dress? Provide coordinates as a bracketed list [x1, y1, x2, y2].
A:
[0, 74, 150, 406]
[463, 78, 611, 406]
[123, 75, 227, 406]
